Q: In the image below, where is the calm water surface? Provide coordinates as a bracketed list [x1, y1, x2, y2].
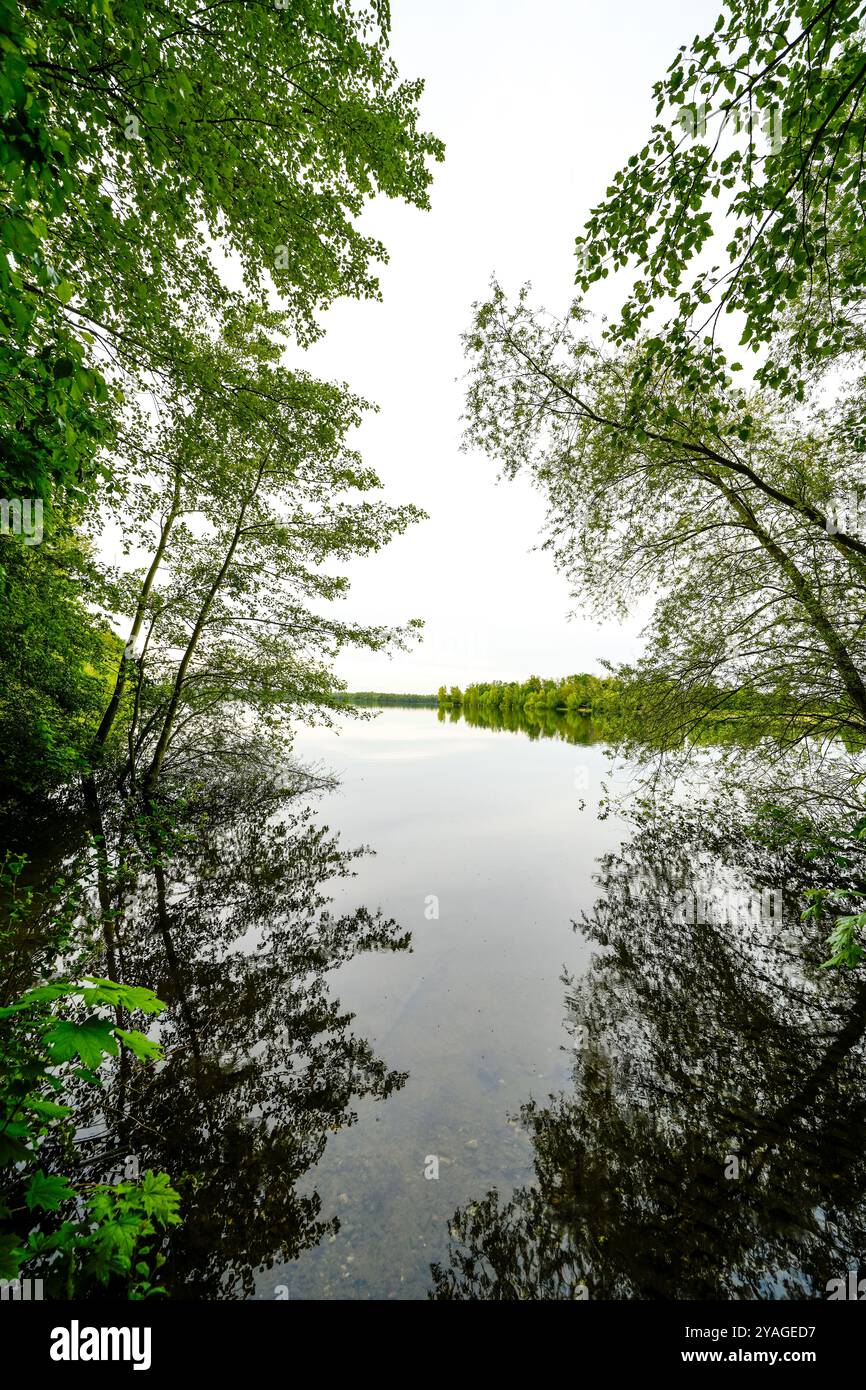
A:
[10, 705, 866, 1299]
[257, 707, 628, 1299]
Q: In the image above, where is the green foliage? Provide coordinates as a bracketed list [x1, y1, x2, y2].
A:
[0, 0, 114, 500]
[0, 856, 181, 1296]
[439, 674, 622, 717]
[800, 815, 866, 968]
[576, 0, 866, 393]
[821, 912, 865, 969]
[0, 0, 443, 500]
[0, 528, 119, 795]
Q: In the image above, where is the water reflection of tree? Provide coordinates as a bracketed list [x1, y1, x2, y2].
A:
[431, 806, 866, 1299]
[445, 702, 601, 745]
[446, 701, 771, 753]
[71, 773, 410, 1299]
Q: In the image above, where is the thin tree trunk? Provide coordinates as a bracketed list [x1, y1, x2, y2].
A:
[91, 465, 183, 760]
[712, 476, 866, 724]
[141, 452, 269, 798]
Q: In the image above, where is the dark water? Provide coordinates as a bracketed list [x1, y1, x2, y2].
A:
[8, 705, 866, 1300]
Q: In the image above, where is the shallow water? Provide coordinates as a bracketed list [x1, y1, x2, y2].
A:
[255, 707, 628, 1299]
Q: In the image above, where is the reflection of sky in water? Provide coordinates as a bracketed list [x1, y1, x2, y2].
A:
[254, 708, 627, 1300]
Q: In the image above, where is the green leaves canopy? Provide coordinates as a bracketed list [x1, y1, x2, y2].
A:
[1, 0, 443, 497]
[576, 0, 866, 392]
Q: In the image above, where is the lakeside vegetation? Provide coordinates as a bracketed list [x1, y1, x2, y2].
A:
[340, 692, 439, 706]
[438, 674, 620, 716]
[2, 0, 866, 1309]
[437, 674, 850, 742]
[0, 0, 441, 1299]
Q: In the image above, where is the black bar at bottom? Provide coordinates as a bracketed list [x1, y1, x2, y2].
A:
[2, 1297, 862, 1376]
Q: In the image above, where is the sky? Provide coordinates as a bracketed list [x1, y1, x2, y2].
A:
[295, 0, 723, 693]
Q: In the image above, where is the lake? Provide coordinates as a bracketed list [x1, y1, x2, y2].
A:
[243, 705, 866, 1301]
[14, 703, 865, 1301]
[258, 705, 629, 1299]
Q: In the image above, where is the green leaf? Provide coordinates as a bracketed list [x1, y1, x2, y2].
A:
[138, 1170, 183, 1225]
[115, 1028, 161, 1062]
[25, 1170, 76, 1212]
[0, 1235, 25, 1281]
[45, 1016, 119, 1068]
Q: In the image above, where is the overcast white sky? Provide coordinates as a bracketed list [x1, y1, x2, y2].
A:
[298, 0, 722, 693]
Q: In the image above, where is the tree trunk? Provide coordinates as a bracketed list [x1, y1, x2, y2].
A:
[91, 465, 183, 761]
[713, 476, 866, 725]
[141, 453, 268, 799]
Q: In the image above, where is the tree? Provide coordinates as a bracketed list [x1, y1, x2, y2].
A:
[460, 0, 866, 768]
[467, 5, 866, 767]
[1, 0, 443, 501]
[1, 2, 443, 800]
[464, 285, 866, 752]
[88, 337, 425, 797]
[576, 0, 866, 395]
[88, 307, 297, 764]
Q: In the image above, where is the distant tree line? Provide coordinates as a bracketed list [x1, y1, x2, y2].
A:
[438, 675, 621, 716]
[438, 675, 831, 730]
[339, 692, 439, 706]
